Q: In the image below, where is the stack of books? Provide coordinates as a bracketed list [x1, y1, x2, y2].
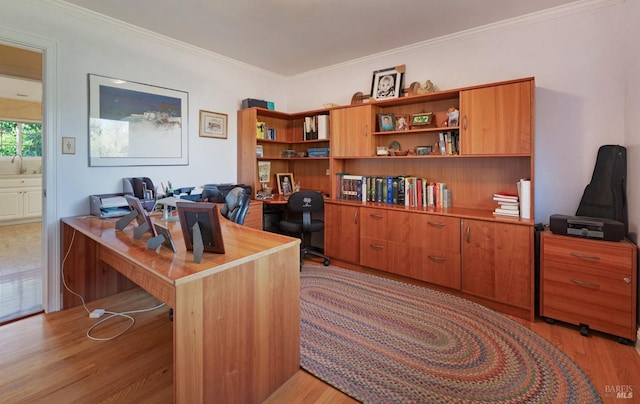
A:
[492, 192, 519, 217]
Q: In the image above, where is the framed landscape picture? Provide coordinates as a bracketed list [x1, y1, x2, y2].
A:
[88, 74, 188, 166]
[199, 110, 228, 139]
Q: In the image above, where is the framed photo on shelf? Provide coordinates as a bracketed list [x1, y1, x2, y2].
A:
[378, 114, 394, 131]
[276, 173, 295, 195]
[370, 65, 404, 101]
[176, 201, 225, 254]
[199, 110, 228, 139]
[410, 112, 433, 126]
[394, 114, 410, 131]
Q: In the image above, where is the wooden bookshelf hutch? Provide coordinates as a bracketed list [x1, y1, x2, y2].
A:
[238, 77, 536, 320]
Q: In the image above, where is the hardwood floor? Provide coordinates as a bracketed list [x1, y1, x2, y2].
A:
[0, 222, 43, 324]
[0, 280, 638, 403]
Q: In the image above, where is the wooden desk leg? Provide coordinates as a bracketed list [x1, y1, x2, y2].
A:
[173, 243, 300, 403]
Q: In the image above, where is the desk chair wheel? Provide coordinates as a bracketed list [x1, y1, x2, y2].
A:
[323, 258, 330, 266]
[169, 308, 173, 321]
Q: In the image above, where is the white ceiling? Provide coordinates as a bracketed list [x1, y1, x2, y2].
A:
[1, 0, 579, 102]
[62, 0, 578, 77]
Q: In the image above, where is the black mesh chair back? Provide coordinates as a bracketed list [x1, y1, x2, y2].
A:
[279, 190, 330, 266]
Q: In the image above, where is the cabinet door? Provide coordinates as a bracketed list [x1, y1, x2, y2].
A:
[460, 80, 533, 155]
[331, 105, 374, 157]
[23, 187, 42, 218]
[0, 188, 23, 220]
[461, 219, 532, 309]
[324, 203, 360, 264]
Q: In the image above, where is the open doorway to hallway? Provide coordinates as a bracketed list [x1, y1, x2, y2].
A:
[0, 43, 44, 324]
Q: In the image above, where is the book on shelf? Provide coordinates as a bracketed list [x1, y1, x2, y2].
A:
[304, 114, 329, 141]
[317, 115, 329, 140]
[258, 161, 270, 183]
[493, 208, 520, 217]
[517, 179, 531, 219]
[496, 203, 519, 211]
[256, 145, 263, 158]
[256, 121, 266, 139]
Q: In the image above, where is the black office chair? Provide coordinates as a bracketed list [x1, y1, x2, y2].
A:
[219, 186, 251, 225]
[278, 191, 330, 266]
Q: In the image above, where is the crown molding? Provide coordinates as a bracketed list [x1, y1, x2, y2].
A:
[26, 0, 287, 80]
[292, 0, 624, 79]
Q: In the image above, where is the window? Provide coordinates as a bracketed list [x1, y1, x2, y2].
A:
[0, 120, 42, 157]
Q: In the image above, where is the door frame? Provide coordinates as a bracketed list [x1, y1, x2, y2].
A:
[0, 27, 60, 312]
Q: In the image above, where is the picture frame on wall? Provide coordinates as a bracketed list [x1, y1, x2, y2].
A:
[370, 65, 405, 101]
[88, 74, 188, 166]
[199, 110, 228, 139]
[276, 173, 295, 195]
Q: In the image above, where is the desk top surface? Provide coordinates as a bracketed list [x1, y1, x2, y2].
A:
[62, 214, 299, 284]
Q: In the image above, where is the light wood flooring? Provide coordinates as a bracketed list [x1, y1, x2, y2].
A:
[1, 275, 639, 403]
[0, 222, 42, 324]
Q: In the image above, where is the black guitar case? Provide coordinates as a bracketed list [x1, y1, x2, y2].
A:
[575, 145, 627, 235]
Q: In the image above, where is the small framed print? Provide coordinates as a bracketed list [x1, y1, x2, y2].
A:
[371, 65, 405, 101]
[416, 145, 433, 155]
[410, 112, 433, 127]
[199, 109, 228, 139]
[276, 173, 295, 195]
[176, 201, 225, 257]
[378, 114, 394, 131]
[394, 115, 409, 131]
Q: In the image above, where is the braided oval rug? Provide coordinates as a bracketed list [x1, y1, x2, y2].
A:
[300, 265, 601, 403]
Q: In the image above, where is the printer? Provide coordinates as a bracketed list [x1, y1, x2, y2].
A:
[89, 193, 132, 219]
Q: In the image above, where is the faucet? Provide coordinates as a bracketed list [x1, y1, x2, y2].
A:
[11, 153, 23, 174]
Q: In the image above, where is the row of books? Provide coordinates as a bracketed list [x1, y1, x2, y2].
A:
[438, 131, 460, 155]
[256, 122, 277, 140]
[304, 115, 330, 140]
[337, 174, 452, 208]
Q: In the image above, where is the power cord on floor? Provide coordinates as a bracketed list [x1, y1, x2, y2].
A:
[61, 228, 166, 341]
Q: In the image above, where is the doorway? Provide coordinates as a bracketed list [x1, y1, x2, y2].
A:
[0, 43, 44, 323]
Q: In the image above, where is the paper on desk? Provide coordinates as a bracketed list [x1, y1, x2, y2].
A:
[101, 196, 128, 209]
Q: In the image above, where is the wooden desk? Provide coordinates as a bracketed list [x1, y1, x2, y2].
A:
[61, 215, 301, 403]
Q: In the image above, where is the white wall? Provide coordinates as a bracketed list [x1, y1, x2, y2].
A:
[287, 0, 629, 227]
[625, 0, 640, 243]
[0, 0, 287, 219]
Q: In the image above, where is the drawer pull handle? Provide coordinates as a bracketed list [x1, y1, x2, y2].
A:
[428, 255, 446, 262]
[570, 279, 600, 289]
[427, 221, 445, 228]
[369, 243, 384, 250]
[370, 214, 384, 220]
[623, 277, 631, 284]
[570, 252, 600, 261]
[354, 211, 358, 224]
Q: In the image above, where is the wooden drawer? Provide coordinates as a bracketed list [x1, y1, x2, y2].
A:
[541, 261, 634, 340]
[244, 200, 263, 230]
[540, 232, 637, 341]
[421, 214, 460, 253]
[360, 208, 388, 240]
[542, 233, 633, 275]
[360, 237, 388, 271]
[390, 244, 460, 289]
